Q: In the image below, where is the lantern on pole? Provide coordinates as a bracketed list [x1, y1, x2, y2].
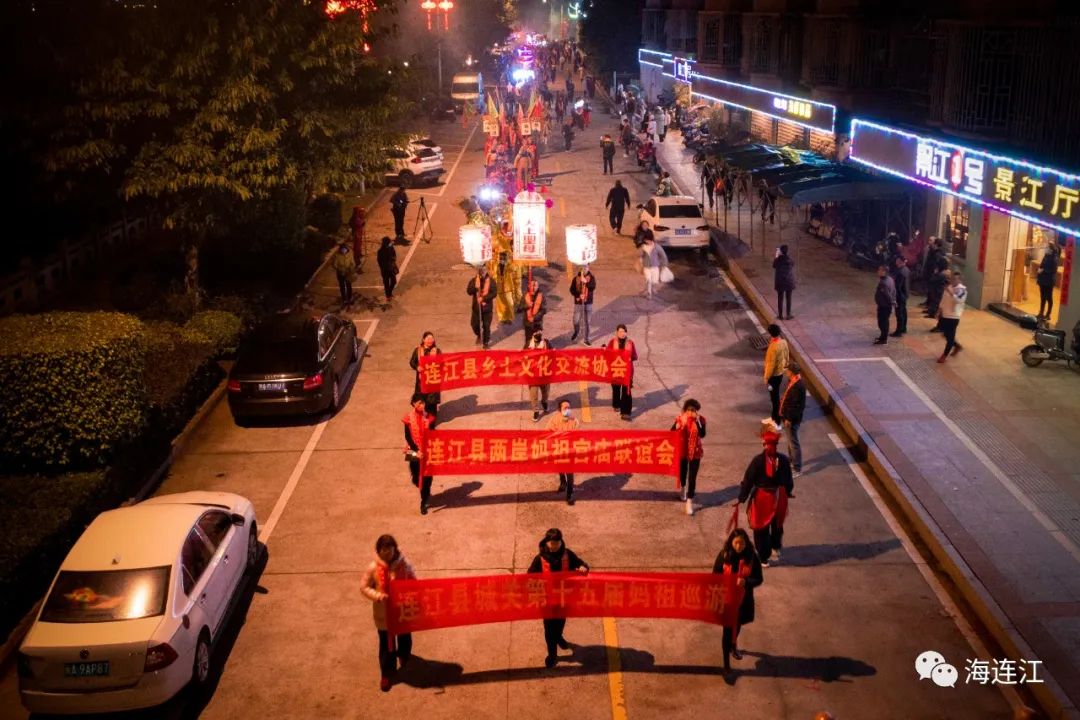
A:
[420, 0, 436, 30]
[565, 224, 598, 266]
[459, 224, 493, 267]
[437, 0, 454, 30]
[512, 190, 547, 262]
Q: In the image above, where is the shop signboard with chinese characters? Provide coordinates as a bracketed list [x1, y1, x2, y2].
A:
[663, 56, 694, 85]
[849, 119, 1080, 239]
[690, 74, 836, 135]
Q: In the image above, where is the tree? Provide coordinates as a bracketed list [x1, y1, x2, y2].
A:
[579, 0, 642, 75]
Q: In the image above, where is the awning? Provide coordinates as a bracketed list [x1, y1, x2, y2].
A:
[780, 176, 911, 206]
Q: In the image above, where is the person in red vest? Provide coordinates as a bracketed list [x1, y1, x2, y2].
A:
[360, 534, 417, 692]
[737, 431, 795, 566]
[408, 331, 442, 423]
[349, 206, 366, 260]
[606, 324, 638, 420]
[403, 393, 434, 515]
[467, 265, 497, 349]
[527, 528, 589, 668]
[711, 528, 764, 675]
[522, 279, 547, 341]
[672, 399, 707, 516]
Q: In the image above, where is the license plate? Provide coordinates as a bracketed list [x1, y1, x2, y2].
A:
[258, 382, 286, 393]
[64, 661, 109, 678]
[675, 228, 692, 236]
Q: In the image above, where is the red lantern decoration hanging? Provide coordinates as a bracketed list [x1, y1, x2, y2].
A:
[421, 0, 437, 31]
[437, 0, 454, 30]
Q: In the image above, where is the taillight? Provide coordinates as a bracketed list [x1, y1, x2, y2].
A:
[410, 157, 423, 164]
[227, 379, 241, 393]
[16, 652, 32, 678]
[303, 373, 324, 391]
[654, 225, 670, 231]
[696, 225, 710, 230]
[144, 643, 178, 673]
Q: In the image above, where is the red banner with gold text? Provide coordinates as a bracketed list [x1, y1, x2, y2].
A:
[418, 349, 633, 392]
[422, 429, 682, 477]
[386, 572, 744, 634]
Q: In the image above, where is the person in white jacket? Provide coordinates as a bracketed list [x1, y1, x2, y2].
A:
[361, 535, 417, 691]
[937, 273, 967, 363]
[639, 236, 669, 299]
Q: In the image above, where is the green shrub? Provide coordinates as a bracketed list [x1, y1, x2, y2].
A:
[206, 294, 259, 330]
[308, 193, 344, 235]
[0, 312, 147, 471]
[141, 321, 214, 407]
[185, 310, 241, 355]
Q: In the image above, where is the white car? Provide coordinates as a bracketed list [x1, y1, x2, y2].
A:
[17, 491, 258, 714]
[638, 195, 712, 248]
[384, 145, 445, 188]
[408, 135, 442, 156]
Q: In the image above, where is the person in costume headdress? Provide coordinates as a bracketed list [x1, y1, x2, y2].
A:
[737, 430, 795, 566]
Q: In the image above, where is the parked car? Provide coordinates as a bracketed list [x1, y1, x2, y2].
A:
[18, 492, 258, 714]
[383, 145, 445, 188]
[637, 196, 712, 249]
[227, 311, 359, 423]
[418, 96, 456, 123]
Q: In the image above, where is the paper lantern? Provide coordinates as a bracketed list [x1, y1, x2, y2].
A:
[459, 224, 492, 266]
[565, 224, 597, 266]
[512, 190, 547, 261]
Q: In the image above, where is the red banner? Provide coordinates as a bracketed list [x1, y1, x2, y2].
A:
[418, 349, 633, 392]
[1061, 236, 1074, 307]
[423, 429, 682, 477]
[386, 572, 744, 634]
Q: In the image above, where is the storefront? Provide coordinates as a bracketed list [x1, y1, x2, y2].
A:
[636, 49, 692, 105]
[849, 118, 1080, 330]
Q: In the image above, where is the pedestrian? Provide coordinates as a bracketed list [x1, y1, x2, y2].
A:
[467, 264, 497, 349]
[525, 326, 552, 422]
[633, 220, 654, 249]
[656, 171, 675, 197]
[403, 393, 434, 515]
[737, 429, 795, 566]
[646, 116, 657, 141]
[701, 159, 717, 210]
[527, 528, 589, 667]
[349, 206, 366, 261]
[605, 180, 631, 234]
[621, 122, 634, 157]
[937, 272, 967, 363]
[607, 324, 638, 420]
[391, 186, 409, 242]
[562, 119, 574, 151]
[639, 235, 669, 299]
[758, 181, 776, 224]
[376, 236, 398, 303]
[582, 101, 591, 129]
[763, 323, 789, 422]
[332, 240, 356, 306]
[873, 265, 897, 345]
[600, 134, 616, 175]
[547, 400, 579, 505]
[1037, 240, 1059, 320]
[778, 361, 805, 478]
[711, 528, 764, 674]
[565, 77, 575, 101]
[890, 254, 910, 337]
[522, 278, 546, 341]
[772, 244, 795, 320]
[659, 107, 670, 142]
[360, 534, 417, 691]
[569, 265, 596, 344]
[920, 238, 942, 304]
[925, 257, 950, 326]
[672, 398, 707, 515]
[409, 331, 442, 421]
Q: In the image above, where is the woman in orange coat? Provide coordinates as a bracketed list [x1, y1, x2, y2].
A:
[360, 535, 417, 691]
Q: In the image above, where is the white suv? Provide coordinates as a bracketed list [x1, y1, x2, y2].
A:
[637, 196, 711, 248]
[384, 146, 444, 188]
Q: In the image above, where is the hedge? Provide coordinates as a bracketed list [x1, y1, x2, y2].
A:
[141, 320, 215, 407]
[185, 310, 242, 355]
[0, 312, 147, 471]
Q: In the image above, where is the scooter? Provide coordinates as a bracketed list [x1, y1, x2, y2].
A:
[847, 234, 888, 270]
[1019, 316, 1080, 369]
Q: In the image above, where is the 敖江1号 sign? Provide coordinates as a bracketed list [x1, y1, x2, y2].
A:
[849, 119, 1080, 238]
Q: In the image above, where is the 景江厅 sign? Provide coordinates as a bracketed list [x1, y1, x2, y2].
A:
[849, 119, 1080, 238]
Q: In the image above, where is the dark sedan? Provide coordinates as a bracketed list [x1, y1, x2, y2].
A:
[227, 312, 359, 423]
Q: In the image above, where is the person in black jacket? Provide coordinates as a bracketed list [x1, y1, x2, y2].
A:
[737, 432, 795, 566]
[605, 180, 631, 234]
[873, 265, 896, 345]
[376, 236, 398, 303]
[403, 394, 434, 515]
[600, 134, 617, 175]
[570, 266, 596, 344]
[778, 362, 806, 476]
[890, 255, 910, 337]
[391, 187, 409, 242]
[467, 265, 497, 349]
[1037, 240, 1059, 320]
[712, 528, 764, 674]
[408, 332, 441, 421]
[772, 244, 795, 320]
[926, 259, 950, 330]
[527, 528, 589, 668]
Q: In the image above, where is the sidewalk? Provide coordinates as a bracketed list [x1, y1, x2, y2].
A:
[658, 135, 1080, 717]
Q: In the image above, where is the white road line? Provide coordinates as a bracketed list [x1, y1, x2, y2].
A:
[819, 356, 1080, 562]
[827, 433, 1024, 712]
[261, 319, 379, 543]
[717, 269, 766, 334]
[434, 121, 481, 197]
[397, 203, 437, 278]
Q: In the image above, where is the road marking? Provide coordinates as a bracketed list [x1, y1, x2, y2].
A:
[397, 203, 438, 278]
[603, 617, 628, 720]
[716, 270, 766, 334]
[434, 121, 481, 197]
[827, 433, 1024, 712]
[578, 380, 592, 423]
[819, 357, 1080, 562]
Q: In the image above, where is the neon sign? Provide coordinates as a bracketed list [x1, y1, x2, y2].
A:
[690, 73, 835, 134]
[673, 58, 694, 83]
[637, 48, 671, 70]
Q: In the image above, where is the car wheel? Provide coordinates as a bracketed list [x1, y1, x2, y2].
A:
[398, 171, 415, 188]
[245, 523, 259, 572]
[192, 630, 212, 688]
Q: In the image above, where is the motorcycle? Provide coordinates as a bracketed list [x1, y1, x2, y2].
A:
[1019, 316, 1080, 369]
[847, 234, 888, 270]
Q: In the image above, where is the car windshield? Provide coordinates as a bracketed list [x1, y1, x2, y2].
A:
[239, 336, 315, 374]
[41, 567, 170, 623]
[415, 148, 438, 159]
[659, 205, 704, 219]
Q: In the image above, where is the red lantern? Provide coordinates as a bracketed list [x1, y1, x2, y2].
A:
[421, 0, 436, 30]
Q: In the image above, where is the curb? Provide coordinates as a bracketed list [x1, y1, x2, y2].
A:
[716, 248, 1075, 719]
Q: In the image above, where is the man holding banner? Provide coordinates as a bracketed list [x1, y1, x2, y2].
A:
[547, 400, 579, 505]
[527, 528, 590, 668]
[607, 324, 638, 420]
[525, 327, 552, 422]
[403, 394, 435, 515]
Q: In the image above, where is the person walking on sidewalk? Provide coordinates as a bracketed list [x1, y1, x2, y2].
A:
[873, 265, 897, 345]
[937, 273, 967, 363]
[701, 159, 718, 210]
[332, 241, 356, 306]
[528, 528, 589, 667]
[925, 257, 949, 323]
[526, 327, 552, 422]
[547, 400, 579, 505]
[607, 324, 638, 420]
[659, 107, 670, 142]
[621, 122, 635, 158]
[672, 399, 707, 516]
[570, 266, 596, 344]
[376, 236, 398, 303]
[600, 134, 616, 175]
[360, 534, 418, 692]
[522, 279, 547, 342]
[639, 236, 669, 299]
[633, 220, 654, 249]
[403, 394, 434, 515]
[890, 255, 910, 337]
[391, 186, 410, 242]
[738, 430, 795, 567]
[467, 265, 497, 349]
[763, 324, 790, 423]
[778, 362, 805, 478]
[712, 528, 764, 675]
[773, 244, 795, 320]
[409, 331, 442, 421]
[1036, 240, 1059, 320]
[605, 180, 631, 234]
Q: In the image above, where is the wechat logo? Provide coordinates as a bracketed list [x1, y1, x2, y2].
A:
[915, 650, 958, 688]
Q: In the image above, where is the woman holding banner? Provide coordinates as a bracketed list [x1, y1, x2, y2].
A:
[404, 394, 435, 515]
[672, 399, 707, 516]
[527, 528, 590, 668]
[712, 528, 764, 675]
[361, 534, 418, 692]
[408, 331, 442, 422]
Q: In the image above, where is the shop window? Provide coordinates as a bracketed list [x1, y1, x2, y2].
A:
[701, 19, 720, 63]
[941, 196, 970, 259]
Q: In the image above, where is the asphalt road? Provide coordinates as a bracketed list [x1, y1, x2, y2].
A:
[0, 112, 1021, 720]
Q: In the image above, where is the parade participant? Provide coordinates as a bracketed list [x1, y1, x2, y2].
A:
[467, 264, 497, 349]
[605, 179, 631, 234]
[606, 324, 638, 420]
[526, 326, 552, 422]
[672, 399, 707, 515]
[391, 186, 409, 242]
[711, 528, 764, 674]
[361, 534, 417, 691]
[348, 206, 366, 260]
[737, 431, 795, 566]
[778, 362, 806, 477]
[403, 394, 435, 515]
[331, 240, 355, 306]
[569, 265, 597, 345]
[547, 400, 579, 505]
[522, 278, 546, 341]
[527, 528, 589, 667]
[763, 324, 790, 422]
[376, 236, 398, 303]
[408, 331, 442, 421]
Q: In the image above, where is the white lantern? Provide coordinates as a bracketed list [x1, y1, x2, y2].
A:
[459, 224, 492, 266]
[512, 190, 547, 261]
[565, 224, 598, 266]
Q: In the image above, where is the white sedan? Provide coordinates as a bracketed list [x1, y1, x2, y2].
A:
[17, 491, 258, 715]
[637, 195, 712, 248]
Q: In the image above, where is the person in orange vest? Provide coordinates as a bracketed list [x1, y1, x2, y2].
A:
[547, 399, 578, 505]
[409, 331, 442, 423]
[360, 534, 417, 691]
[672, 398, 707, 515]
[349, 206, 366, 260]
[522, 279, 546, 341]
[606, 324, 638, 420]
[403, 393, 435, 515]
[736, 430, 795, 566]
[467, 265, 497, 349]
[527, 528, 589, 668]
[711, 528, 764, 675]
